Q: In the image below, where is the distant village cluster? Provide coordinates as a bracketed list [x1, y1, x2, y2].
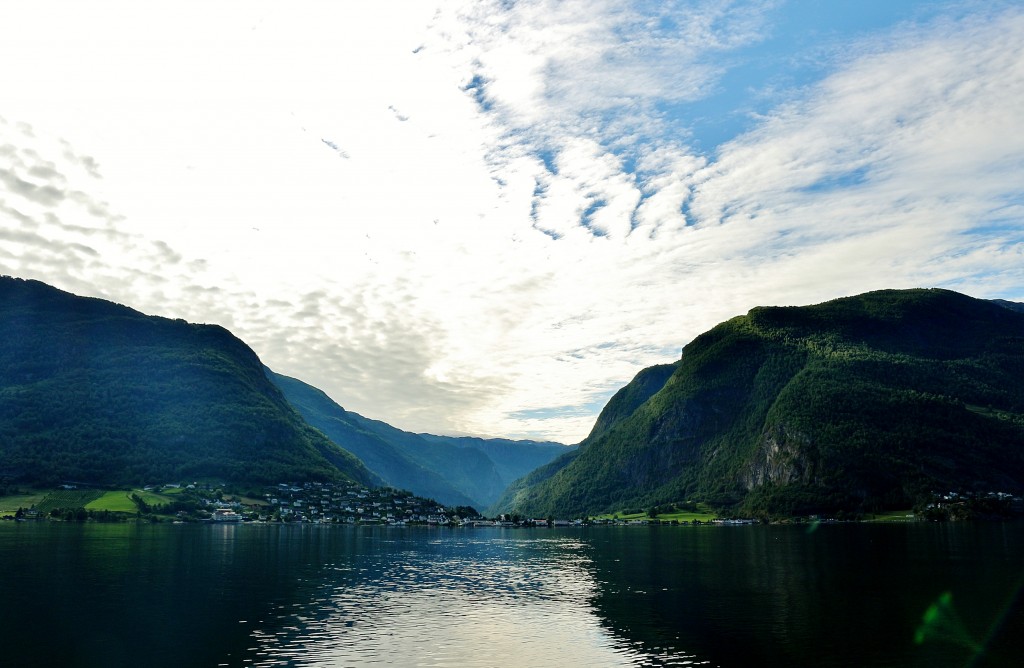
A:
[208, 482, 580, 526]
[143, 481, 471, 525]
[243, 482, 463, 525]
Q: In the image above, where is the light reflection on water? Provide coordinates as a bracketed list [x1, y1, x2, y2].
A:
[3, 521, 1019, 667]
[244, 531, 708, 667]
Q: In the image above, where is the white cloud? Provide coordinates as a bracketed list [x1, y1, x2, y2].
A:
[688, 8, 1024, 279]
[1, 2, 1022, 444]
[441, 0, 772, 120]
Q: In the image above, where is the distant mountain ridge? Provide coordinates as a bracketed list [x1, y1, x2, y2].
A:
[268, 369, 572, 509]
[266, 370, 478, 507]
[990, 298, 1024, 313]
[0, 276, 379, 487]
[499, 289, 1024, 517]
[415, 434, 572, 508]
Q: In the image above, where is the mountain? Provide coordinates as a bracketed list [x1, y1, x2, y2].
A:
[416, 434, 573, 507]
[491, 362, 677, 515]
[990, 298, 1024, 314]
[268, 369, 573, 509]
[266, 370, 478, 507]
[583, 362, 680, 442]
[499, 289, 1024, 518]
[0, 276, 379, 488]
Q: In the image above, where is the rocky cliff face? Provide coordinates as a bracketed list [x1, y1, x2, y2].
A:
[743, 426, 817, 490]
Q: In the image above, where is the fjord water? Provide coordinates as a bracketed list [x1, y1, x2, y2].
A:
[0, 522, 1020, 667]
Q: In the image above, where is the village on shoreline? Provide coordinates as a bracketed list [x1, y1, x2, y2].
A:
[3, 479, 1021, 526]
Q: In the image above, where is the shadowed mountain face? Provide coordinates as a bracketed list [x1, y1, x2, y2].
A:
[415, 434, 573, 509]
[500, 289, 1024, 518]
[266, 370, 478, 507]
[0, 277, 378, 488]
[268, 370, 572, 509]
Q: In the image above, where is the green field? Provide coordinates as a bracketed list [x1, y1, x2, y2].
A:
[0, 488, 184, 516]
[84, 491, 139, 513]
[34, 489, 105, 513]
[0, 491, 49, 515]
[234, 495, 269, 507]
[136, 489, 177, 507]
[595, 504, 719, 523]
[865, 510, 917, 522]
[85, 489, 177, 513]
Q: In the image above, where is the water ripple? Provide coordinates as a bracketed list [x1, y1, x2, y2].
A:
[242, 529, 707, 667]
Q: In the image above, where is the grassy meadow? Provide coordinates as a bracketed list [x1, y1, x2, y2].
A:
[85, 489, 177, 512]
[0, 488, 180, 516]
[595, 503, 720, 523]
[34, 490, 105, 513]
[864, 510, 916, 522]
[0, 490, 49, 515]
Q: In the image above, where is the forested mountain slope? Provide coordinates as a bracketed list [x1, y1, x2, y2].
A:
[0, 277, 378, 487]
[267, 370, 478, 507]
[269, 370, 572, 509]
[492, 362, 677, 515]
[501, 289, 1024, 517]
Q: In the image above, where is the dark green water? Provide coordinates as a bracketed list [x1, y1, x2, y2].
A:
[0, 522, 1020, 667]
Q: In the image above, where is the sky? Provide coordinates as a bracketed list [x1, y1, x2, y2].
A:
[1, 0, 1023, 444]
